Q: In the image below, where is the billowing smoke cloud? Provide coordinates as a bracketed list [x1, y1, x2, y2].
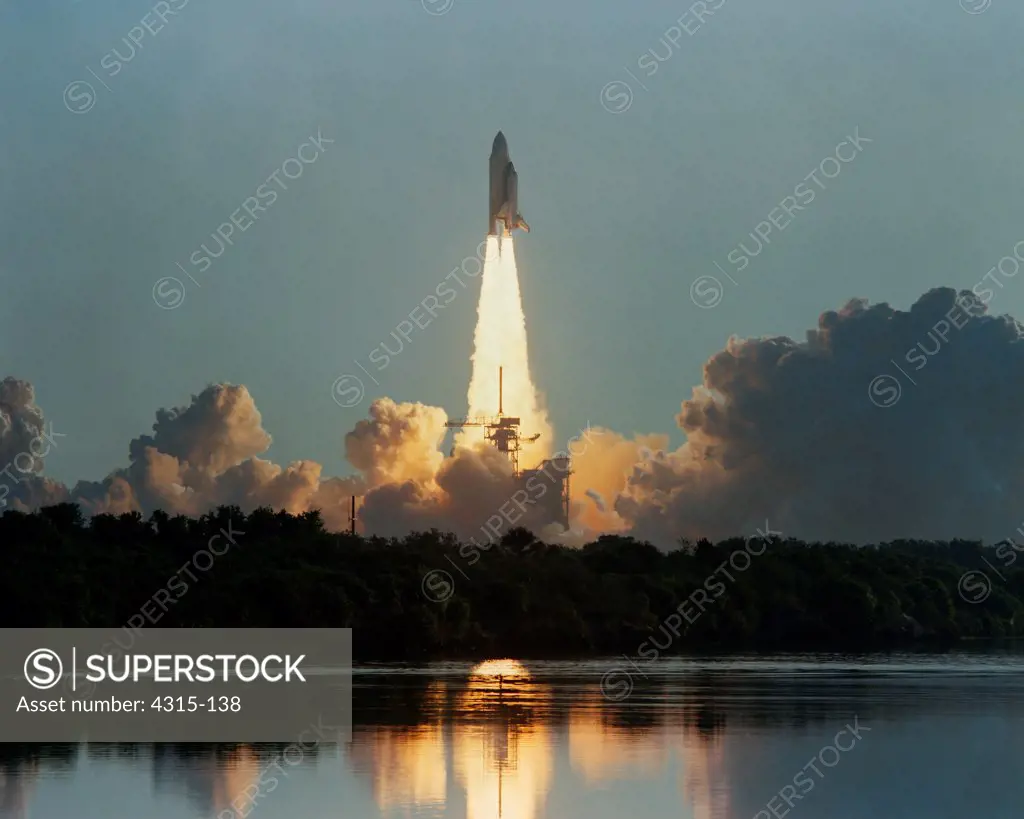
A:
[345, 398, 447, 488]
[129, 385, 271, 476]
[0, 379, 46, 471]
[357, 424, 574, 543]
[616, 286, 1024, 545]
[1, 379, 575, 541]
[570, 427, 669, 535]
[0, 378, 69, 512]
[63, 384, 366, 530]
[8, 287, 1024, 546]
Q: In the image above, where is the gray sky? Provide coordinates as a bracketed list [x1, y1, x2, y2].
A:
[2, 0, 1022, 489]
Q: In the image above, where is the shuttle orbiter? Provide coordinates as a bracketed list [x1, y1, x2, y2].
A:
[488, 131, 530, 237]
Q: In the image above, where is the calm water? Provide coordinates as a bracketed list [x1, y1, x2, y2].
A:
[6, 652, 1024, 819]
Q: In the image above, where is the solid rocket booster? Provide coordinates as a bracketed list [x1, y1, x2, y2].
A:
[488, 131, 530, 237]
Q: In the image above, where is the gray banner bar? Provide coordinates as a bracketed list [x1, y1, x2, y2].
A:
[1, 629, 352, 742]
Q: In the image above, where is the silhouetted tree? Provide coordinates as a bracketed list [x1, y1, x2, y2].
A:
[1, 504, 1021, 657]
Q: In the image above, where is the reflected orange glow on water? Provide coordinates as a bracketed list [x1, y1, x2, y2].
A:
[568, 696, 669, 783]
[458, 659, 548, 715]
[565, 692, 729, 818]
[349, 680, 448, 810]
[350, 723, 447, 810]
[152, 744, 262, 818]
[213, 748, 263, 816]
[676, 729, 728, 819]
[344, 663, 736, 819]
[468, 659, 530, 680]
[8, 658, 1023, 819]
[454, 722, 551, 819]
[455, 660, 552, 819]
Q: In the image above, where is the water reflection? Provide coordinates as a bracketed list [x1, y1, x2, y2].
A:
[567, 689, 729, 819]
[0, 759, 36, 819]
[349, 679, 447, 812]
[0, 745, 73, 819]
[454, 660, 551, 819]
[10, 653, 1024, 819]
[349, 660, 555, 819]
[568, 698, 669, 783]
[152, 745, 262, 817]
[677, 728, 728, 819]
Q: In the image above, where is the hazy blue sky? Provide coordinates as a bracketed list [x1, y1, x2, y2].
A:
[2, 0, 1023, 487]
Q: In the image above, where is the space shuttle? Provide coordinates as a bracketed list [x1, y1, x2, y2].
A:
[488, 131, 530, 237]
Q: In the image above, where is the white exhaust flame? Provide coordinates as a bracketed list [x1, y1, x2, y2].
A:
[456, 235, 552, 468]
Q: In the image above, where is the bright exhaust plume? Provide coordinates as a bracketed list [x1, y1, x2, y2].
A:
[456, 236, 552, 468]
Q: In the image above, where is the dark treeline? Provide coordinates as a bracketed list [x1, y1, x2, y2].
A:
[3, 504, 1023, 659]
